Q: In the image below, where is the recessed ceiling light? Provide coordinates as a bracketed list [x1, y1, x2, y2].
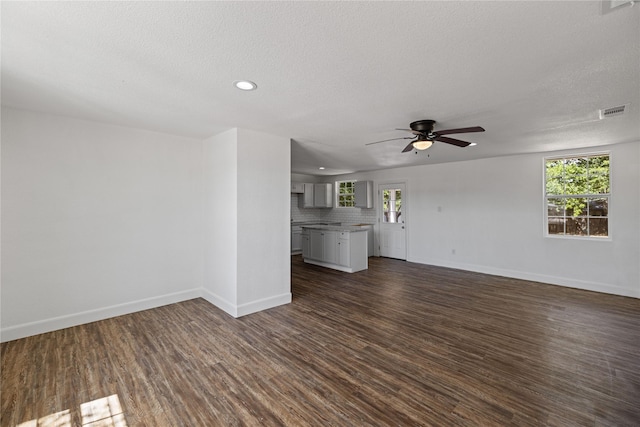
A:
[233, 80, 257, 91]
[318, 167, 325, 170]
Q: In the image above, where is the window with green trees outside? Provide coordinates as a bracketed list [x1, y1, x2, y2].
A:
[545, 154, 609, 238]
[337, 180, 356, 207]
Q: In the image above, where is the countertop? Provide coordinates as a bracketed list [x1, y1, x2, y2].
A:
[301, 224, 368, 232]
[291, 221, 341, 226]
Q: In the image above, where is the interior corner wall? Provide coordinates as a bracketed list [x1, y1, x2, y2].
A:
[1, 107, 205, 342]
[236, 130, 291, 316]
[332, 140, 640, 298]
[202, 129, 238, 314]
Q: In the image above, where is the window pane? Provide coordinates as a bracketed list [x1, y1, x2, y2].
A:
[339, 195, 354, 206]
[588, 198, 608, 217]
[547, 198, 565, 215]
[588, 155, 609, 173]
[588, 174, 610, 194]
[564, 174, 588, 195]
[566, 197, 587, 217]
[546, 159, 564, 177]
[566, 217, 588, 236]
[383, 189, 402, 223]
[548, 219, 565, 235]
[589, 218, 608, 237]
[546, 177, 564, 195]
[547, 198, 565, 234]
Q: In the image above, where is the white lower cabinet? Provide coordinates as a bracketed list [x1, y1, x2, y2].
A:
[304, 228, 367, 273]
[291, 226, 302, 254]
[301, 231, 310, 258]
[309, 230, 337, 263]
[323, 231, 337, 264]
[309, 229, 324, 260]
[338, 232, 350, 267]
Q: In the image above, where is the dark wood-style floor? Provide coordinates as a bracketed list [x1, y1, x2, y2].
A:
[2, 256, 640, 426]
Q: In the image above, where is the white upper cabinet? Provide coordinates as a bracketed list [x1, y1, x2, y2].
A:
[313, 183, 333, 208]
[354, 181, 373, 208]
[299, 183, 333, 208]
[291, 182, 305, 193]
[299, 183, 315, 208]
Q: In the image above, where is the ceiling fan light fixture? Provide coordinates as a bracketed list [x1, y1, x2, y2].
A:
[412, 138, 433, 151]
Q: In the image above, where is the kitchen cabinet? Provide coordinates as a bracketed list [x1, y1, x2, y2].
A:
[303, 226, 367, 273]
[299, 183, 315, 208]
[291, 182, 305, 193]
[301, 230, 310, 258]
[323, 231, 337, 264]
[309, 229, 324, 260]
[338, 232, 350, 267]
[354, 181, 373, 208]
[291, 225, 302, 254]
[299, 183, 333, 208]
[309, 229, 337, 263]
[353, 224, 374, 256]
[313, 183, 333, 208]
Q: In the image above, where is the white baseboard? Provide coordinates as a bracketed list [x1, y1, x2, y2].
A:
[2, 287, 294, 343]
[200, 288, 238, 317]
[410, 257, 639, 299]
[236, 292, 292, 317]
[201, 288, 292, 318]
[0, 288, 201, 343]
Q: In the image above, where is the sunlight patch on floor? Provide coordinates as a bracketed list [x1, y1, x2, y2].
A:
[17, 395, 127, 427]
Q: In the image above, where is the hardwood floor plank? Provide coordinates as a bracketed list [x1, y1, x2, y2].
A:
[2, 256, 639, 426]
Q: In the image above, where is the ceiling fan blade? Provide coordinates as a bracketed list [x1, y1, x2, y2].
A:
[434, 135, 471, 147]
[402, 140, 417, 152]
[365, 136, 414, 146]
[434, 126, 485, 136]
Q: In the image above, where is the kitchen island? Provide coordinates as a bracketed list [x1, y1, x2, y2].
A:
[301, 225, 368, 273]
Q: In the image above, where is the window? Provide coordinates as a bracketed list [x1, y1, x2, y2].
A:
[382, 188, 402, 223]
[545, 153, 609, 238]
[336, 180, 356, 207]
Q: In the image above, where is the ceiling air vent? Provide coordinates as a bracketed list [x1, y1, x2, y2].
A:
[599, 105, 627, 119]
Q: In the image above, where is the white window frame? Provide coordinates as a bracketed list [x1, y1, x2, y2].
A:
[543, 152, 611, 240]
[335, 180, 357, 208]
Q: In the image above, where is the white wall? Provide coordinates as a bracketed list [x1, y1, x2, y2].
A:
[236, 129, 291, 314]
[2, 111, 293, 341]
[334, 141, 640, 298]
[291, 172, 321, 183]
[1, 108, 204, 341]
[202, 128, 291, 317]
[202, 129, 238, 313]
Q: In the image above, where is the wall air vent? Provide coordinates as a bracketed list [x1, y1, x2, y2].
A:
[599, 105, 627, 119]
[601, 0, 635, 14]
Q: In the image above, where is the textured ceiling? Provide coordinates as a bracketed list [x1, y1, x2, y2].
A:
[2, 1, 639, 175]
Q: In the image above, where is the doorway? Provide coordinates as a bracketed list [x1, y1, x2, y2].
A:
[378, 182, 406, 260]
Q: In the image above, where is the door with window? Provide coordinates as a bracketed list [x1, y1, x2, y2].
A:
[379, 183, 406, 260]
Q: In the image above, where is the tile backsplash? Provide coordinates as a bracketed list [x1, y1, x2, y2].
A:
[291, 193, 378, 224]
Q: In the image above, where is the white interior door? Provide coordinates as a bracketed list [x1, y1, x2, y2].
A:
[379, 183, 406, 260]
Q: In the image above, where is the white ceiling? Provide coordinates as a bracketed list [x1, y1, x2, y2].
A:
[2, 1, 639, 175]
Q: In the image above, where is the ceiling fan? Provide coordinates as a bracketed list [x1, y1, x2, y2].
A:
[366, 120, 485, 152]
